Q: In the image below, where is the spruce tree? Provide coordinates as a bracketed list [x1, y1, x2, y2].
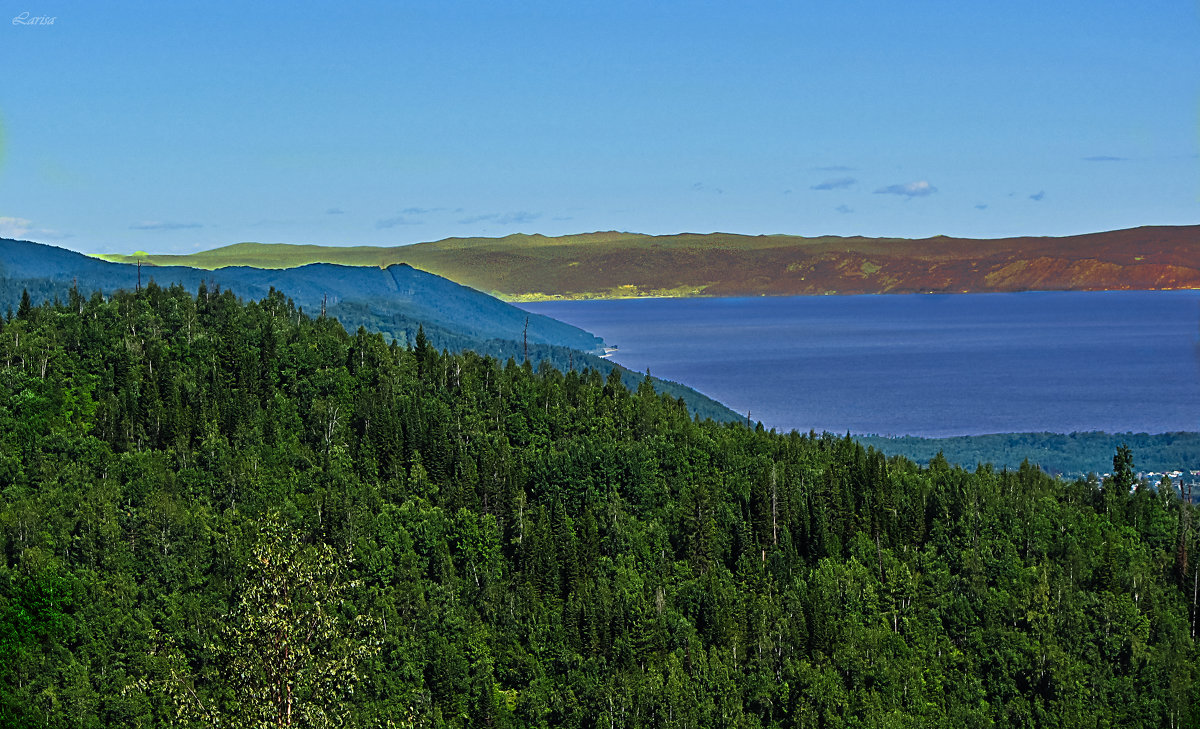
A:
[16, 288, 31, 320]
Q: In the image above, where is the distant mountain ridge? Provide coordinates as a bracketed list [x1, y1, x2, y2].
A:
[2, 238, 600, 351]
[97, 224, 1200, 299]
[1, 237, 742, 423]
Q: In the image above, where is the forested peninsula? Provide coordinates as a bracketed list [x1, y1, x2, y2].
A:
[3, 283, 1200, 727]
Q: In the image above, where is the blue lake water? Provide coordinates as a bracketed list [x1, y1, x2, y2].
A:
[521, 291, 1200, 437]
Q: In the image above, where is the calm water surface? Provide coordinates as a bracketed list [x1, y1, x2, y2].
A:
[521, 291, 1200, 437]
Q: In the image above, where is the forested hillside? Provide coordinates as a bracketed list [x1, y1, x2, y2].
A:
[1, 238, 603, 351]
[3, 283, 1200, 727]
[0, 238, 737, 422]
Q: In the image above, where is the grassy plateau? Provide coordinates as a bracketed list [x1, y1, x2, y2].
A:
[97, 225, 1200, 300]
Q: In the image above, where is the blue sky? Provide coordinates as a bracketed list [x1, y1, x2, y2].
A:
[1, 1, 1197, 254]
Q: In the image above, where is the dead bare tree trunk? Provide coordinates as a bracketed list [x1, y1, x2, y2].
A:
[1193, 559, 1199, 640]
[1180, 482, 1192, 587]
[770, 463, 779, 546]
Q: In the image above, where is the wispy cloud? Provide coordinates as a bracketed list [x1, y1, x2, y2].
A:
[326, 207, 345, 215]
[835, 205, 854, 214]
[0, 217, 69, 240]
[1029, 191, 1045, 202]
[458, 211, 542, 225]
[811, 176, 856, 191]
[875, 181, 937, 197]
[130, 221, 203, 230]
[501, 211, 541, 225]
[1083, 155, 1125, 162]
[690, 182, 724, 195]
[376, 216, 423, 229]
[375, 207, 447, 228]
[0, 217, 33, 237]
[0, 217, 37, 238]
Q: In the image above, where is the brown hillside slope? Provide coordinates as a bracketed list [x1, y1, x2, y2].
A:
[100, 225, 1200, 299]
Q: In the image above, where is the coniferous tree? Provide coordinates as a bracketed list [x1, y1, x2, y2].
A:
[0, 283, 1197, 728]
[16, 288, 31, 320]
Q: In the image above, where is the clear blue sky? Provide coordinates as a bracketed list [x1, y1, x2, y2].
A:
[1, 1, 1197, 254]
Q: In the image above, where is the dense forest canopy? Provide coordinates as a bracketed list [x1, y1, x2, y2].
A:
[0, 237, 604, 351]
[0, 237, 740, 423]
[2, 282, 1199, 727]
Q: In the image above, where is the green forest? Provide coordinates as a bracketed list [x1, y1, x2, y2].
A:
[0, 237, 739, 425]
[858, 431, 1200, 481]
[3, 282, 1200, 727]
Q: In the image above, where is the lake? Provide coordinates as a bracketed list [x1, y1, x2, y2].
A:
[520, 291, 1200, 437]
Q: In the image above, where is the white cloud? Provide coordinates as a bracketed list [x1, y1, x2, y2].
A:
[0, 216, 63, 239]
[0, 217, 34, 237]
[874, 181, 937, 197]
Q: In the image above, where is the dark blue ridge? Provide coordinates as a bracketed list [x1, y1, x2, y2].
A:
[0, 238, 603, 353]
[0, 238, 742, 422]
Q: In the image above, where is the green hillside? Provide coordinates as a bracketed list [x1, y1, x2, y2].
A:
[3, 283, 1200, 727]
[10, 239, 605, 351]
[3, 237, 739, 423]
